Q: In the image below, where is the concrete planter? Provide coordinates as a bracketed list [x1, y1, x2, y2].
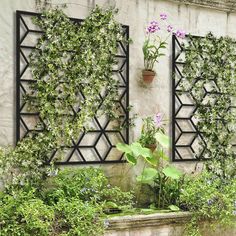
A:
[105, 212, 236, 236]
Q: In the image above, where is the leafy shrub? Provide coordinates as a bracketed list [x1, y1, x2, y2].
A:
[0, 190, 54, 236]
[42, 167, 134, 210]
[55, 198, 104, 236]
[19, 198, 54, 235]
[0, 167, 134, 236]
[180, 171, 236, 235]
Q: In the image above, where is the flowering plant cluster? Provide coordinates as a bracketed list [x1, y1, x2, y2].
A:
[143, 13, 186, 71]
[138, 113, 165, 146]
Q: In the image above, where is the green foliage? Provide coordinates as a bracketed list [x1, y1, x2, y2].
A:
[117, 130, 183, 209]
[30, 7, 125, 143]
[0, 7, 134, 236]
[0, 134, 56, 191]
[143, 38, 167, 71]
[116, 142, 156, 165]
[42, 167, 134, 210]
[182, 33, 236, 179]
[162, 166, 182, 179]
[155, 132, 170, 149]
[0, 167, 134, 236]
[136, 167, 158, 184]
[0, 190, 54, 236]
[0, 6, 129, 191]
[137, 166, 183, 209]
[138, 116, 165, 147]
[19, 198, 54, 235]
[54, 198, 104, 236]
[180, 33, 236, 235]
[180, 172, 236, 236]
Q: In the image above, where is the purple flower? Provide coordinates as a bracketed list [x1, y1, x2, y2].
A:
[154, 113, 163, 127]
[207, 199, 213, 206]
[104, 219, 110, 228]
[146, 21, 160, 33]
[160, 13, 167, 20]
[175, 30, 186, 39]
[167, 25, 173, 32]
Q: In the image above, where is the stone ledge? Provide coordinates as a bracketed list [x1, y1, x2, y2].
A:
[107, 212, 192, 230]
[169, 0, 236, 12]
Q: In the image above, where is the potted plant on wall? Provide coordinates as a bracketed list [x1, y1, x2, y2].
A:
[138, 113, 165, 152]
[142, 13, 186, 83]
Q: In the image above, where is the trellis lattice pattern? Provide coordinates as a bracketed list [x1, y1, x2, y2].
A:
[172, 35, 202, 161]
[172, 34, 236, 161]
[16, 11, 129, 165]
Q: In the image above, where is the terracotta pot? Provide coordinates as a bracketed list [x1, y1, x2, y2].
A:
[142, 70, 156, 83]
[145, 144, 157, 152]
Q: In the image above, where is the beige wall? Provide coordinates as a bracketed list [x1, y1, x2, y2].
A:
[0, 0, 236, 187]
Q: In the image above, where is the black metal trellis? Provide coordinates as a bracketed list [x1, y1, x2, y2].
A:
[16, 10, 129, 165]
[172, 34, 205, 162]
[172, 34, 236, 161]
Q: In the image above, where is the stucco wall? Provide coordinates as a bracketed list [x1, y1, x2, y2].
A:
[1, 0, 236, 189]
[170, 0, 236, 12]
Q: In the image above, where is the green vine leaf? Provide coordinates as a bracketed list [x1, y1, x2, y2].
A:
[0, 6, 130, 191]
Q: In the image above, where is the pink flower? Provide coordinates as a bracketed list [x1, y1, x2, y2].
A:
[167, 25, 173, 32]
[154, 113, 163, 127]
[160, 13, 167, 20]
[146, 21, 160, 33]
[175, 29, 186, 39]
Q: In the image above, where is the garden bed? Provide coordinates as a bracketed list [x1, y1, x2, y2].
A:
[105, 212, 236, 236]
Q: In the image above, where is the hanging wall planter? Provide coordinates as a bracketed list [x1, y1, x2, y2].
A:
[142, 15, 186, 84]
[142, 70, 156, 84]
[145, 143, 157, 152]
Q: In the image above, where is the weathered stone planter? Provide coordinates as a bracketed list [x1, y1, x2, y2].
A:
[105, 212, 236, 236]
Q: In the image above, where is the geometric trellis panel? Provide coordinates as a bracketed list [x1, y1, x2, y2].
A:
[172, 34, 207, 162]
[16, 10, 129, 165]
[172, 34, 236, 161]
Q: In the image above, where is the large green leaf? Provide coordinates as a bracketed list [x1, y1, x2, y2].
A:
[125, 153, 137, 165]
[162, 166, 182, 180]
[144, 154, 158, 166]
[155, 132, 170, 148]
[116, 143, 132, 154]
[136, 168, 158, 184]
[154, 149, 169, 161]
[168, 205, 180, 212]
[130, 142, 152, 158]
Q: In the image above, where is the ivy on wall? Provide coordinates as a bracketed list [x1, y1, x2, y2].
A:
[182, 33, 236, 178]
[0, 6, 127, 190]
[29, 7, 124, 145]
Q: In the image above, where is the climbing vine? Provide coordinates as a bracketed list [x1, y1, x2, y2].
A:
[0, 7, 128, 191]
[180, 33, 236, 236]
[182, 33, 236, 179]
